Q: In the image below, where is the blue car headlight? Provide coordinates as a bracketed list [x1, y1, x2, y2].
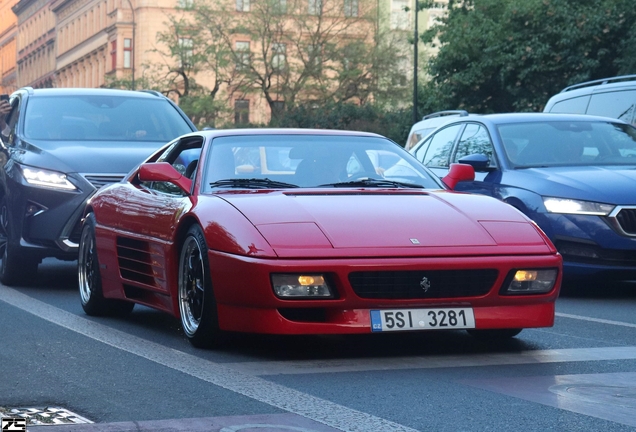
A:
[543, 197, 614, 216]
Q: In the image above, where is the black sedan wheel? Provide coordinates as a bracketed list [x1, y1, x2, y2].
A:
[178, 224, 223, 348]
[0, 198, 38, 286]
[78, 213, 134, 316]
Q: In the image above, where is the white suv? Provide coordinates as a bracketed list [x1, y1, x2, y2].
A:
[405, 110, 470, 150]
[543, 75, 636, 126]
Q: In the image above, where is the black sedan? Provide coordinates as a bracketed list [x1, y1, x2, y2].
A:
[0, 88, 196, 285]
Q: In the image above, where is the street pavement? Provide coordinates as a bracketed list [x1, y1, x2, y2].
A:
[2, 259, 636, 431]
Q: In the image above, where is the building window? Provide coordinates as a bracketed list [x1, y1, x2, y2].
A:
[235, 99, 249, 124]
[272, 0, 287, 14]
[344, 0, 358, 17]
[177, 0, 194, 8]
[272, 43, 286, 72]
[235, 41, 250, 71]
[391, 0, 410, 30]
[308, 0, 322, 15]
[178, 38, 193, 67]
[123, 38, 132, 68]
[271, 100, 285, 116]
[236, 0, 250, 12]
[110, 40, 117, 70]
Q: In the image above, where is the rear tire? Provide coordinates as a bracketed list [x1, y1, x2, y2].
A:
[78, 213, 134, 316]
[466, 328, 522, 339]
[178, 224, 224, 348]
[0, 198, 38, 286]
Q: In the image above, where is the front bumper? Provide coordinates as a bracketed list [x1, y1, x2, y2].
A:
[4, 166, 116, 259]
[208, 251, 562, 335]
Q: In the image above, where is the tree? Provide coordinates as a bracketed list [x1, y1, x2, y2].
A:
[421, 0, 636, 113]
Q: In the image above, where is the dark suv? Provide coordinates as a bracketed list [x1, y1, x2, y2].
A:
[543, 75, 636, 125]
[0, 87, 196, 285]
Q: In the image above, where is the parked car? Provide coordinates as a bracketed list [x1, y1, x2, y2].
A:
[78, 128, 561, 348]
[405, 110, 471, 150]
[544, 74, 636, 126]
[409, 112, 636, 284]
[0, 87, 196, 285]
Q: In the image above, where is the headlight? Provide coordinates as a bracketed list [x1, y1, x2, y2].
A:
[543, 197, 614, 216]
[501, 268, 558, 295]
[22, 167, 77, 191]
[271, 274, 335, 299]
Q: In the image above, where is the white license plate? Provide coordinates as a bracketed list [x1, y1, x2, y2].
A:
[370, 308, 475, 332]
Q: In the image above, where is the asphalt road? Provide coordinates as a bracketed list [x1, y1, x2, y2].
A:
[1, 259, 636, 432]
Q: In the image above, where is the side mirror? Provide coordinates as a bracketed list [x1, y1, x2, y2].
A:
[138, 162, 192, 194]
[442, 163, 475, 190]
[457, 153, 491, 172]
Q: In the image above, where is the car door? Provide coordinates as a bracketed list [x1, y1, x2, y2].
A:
[98, 137, 203, 291]
[451, 122, 499, 196]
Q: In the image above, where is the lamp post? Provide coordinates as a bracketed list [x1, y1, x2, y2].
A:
[125, 0, 136, 90]
[412, 0, 419, 125]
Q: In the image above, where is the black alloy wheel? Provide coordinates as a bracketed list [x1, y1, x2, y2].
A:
[178, 224, 224, 348]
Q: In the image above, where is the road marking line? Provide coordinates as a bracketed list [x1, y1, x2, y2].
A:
[0, 287, 417, 432]
[556, 312, 636, 329]
[223, 346, 636, 376]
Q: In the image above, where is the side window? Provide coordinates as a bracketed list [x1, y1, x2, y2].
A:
[421, 124, 462, 168]
[549, 95, 590, 114]
[414, 137, 431, 162]
[587, 90, 636, 126]
[453, 123, 496, 167]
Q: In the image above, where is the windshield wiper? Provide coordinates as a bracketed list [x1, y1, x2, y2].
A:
[318, 178, 424, 188]
[209, 178, 299, 189]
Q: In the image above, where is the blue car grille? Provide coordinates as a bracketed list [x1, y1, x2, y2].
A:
[348, 270, 498, 299]
[616, 208, 636, 235]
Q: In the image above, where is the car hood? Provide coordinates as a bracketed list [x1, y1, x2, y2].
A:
[218, 190, 553, 257]
[507, 166, 636, 204]
[17, 139, 163, 174]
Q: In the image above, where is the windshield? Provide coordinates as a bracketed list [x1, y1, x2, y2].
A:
[202, 134, 442, 192]
[24, 95, 193, 142]
[498, 120, 636, 167]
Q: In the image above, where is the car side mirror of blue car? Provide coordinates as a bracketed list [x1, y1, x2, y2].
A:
[457, 154, 492, 172]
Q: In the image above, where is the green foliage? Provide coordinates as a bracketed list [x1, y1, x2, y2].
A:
[270, 102, 412, 144]
[421, 0, 636, 113]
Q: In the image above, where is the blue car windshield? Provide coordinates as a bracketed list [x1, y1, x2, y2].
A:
[202, 134, 443, 191]
[498, 121, 636, 167]
[24, 95, 193, 142]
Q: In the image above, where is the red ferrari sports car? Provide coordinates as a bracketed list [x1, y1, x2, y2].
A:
[78, 129, 562, 348]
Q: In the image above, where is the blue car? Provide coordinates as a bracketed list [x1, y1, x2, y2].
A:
[409, 113, 636, 283]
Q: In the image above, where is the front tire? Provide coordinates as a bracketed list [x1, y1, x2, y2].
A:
[78, 213, 134, 316]
[0, 198, 38, 286]
[178, 224, 223, 348]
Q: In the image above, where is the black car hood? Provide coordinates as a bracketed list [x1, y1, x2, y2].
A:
[16, 138, 164, 174]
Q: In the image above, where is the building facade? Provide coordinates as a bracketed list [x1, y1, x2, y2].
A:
[0, 0, 19, 93]
[1, 0, 448, 123]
